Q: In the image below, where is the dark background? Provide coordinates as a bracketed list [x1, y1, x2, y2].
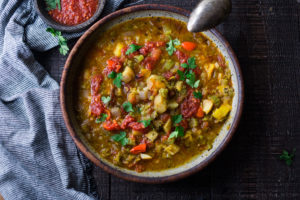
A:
[36, 0, 300, 199]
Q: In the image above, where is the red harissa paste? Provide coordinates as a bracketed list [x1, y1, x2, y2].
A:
[48, 0, 98, 26]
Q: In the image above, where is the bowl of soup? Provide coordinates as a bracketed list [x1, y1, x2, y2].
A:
[60, 4, 244, 183]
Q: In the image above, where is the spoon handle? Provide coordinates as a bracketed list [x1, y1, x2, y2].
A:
[188, 0, 232, 32]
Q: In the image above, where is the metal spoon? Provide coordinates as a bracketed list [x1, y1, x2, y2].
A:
[187, 0, 232, 32]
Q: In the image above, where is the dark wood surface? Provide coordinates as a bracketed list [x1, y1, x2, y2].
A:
[35, 0, 300, 199]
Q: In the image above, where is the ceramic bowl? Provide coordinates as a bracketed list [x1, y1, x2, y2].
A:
[33, 0, 106, 32]
[60, 4, 244, 183]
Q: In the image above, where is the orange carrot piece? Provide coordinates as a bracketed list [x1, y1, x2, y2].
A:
[181, 41, 196, 51]
[106, 59, 115, 67]
[196, 106, 204, 118]
[105, 109, 111, 120]
[130, 143, 146, 154]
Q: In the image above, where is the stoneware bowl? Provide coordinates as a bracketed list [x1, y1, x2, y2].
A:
[33, 0, 106, 32]
[60, 4, 244, 183]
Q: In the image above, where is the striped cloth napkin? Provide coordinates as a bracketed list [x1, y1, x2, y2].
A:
[0, 0, 128, 199]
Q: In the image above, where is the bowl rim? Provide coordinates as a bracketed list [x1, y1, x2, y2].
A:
[60, 4, 244, 183]
[33, 0, 106, 32]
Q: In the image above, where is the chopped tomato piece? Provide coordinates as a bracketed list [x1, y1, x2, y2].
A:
[128, 122, 147, 132]
[90, 75, 103, 96]
[90, 95, 105, 116]
[175, 50, 189, 64]
[181, 41, 196, 51]
[180, 92, 200, 118]
[163, 71, 174, 80]
[102, 120, 121, 131]
[121, 115, 136, 129]
[196, 107, 204, 118]
[143, 48, 162, 70]
[103, 57, 123, 75]
[122, 43, 140, 58]
[130, 143, 147, 154]
[139, 41, 165, 55]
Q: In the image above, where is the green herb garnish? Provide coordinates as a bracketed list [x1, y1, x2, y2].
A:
[45, 0, 61, 11]
[113, 73, 122, 88]
[172, 114, 182, 124]
[169, 126, 184, 139]
[123, 102, 134, 113]
[177, 57, 200, 88]
[280, 148, 296, 166]
[111, 131, 128, 146]
[193, 91, 202, 99]
[126, 44, 142, 55]
[166, 38, 180, 55]
[46, 27, 69, 55]
[177, 70, 185, 81]
[101, 96, 111, 104]
[181, 57, 197, 69]
[139, 119, 152, 128]
[95, 113, 108, 123]
[108, 71, 117, 79]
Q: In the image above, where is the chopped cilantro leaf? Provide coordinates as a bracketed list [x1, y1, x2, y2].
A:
[101, 96, 111, 104]
[187, 57, 197, 69]
[173, 39, 181, 46]
[123, 102, 134, 113]
[172, 115, 182, 124]
[185, 71, 196, 88]
[181, 63, 189, 68]
[194, 80, 200, 88]
[166, 38, 181, 55]
[111, 131, 128, 146]
[46, 27, 69, 55]
[139, 119, 152, 128]
[126, 44, 142, 55]
[108, 71, 117, 79]
[169, 126, 184, 139]
[193, 91, 203, 99]
[113, 73, 122, 88]
[177, 70, 185, 81]
[95, 113, 108, 123]
[45, 0, 61, 11]
[280, 148, 296, 166]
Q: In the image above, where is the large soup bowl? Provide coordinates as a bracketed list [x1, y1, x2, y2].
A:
[60, 4, 244, 183]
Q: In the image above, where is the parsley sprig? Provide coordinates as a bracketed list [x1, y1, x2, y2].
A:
[168, 115, 184, 140]
[169, 126, 184, 139]
[126, 44, 142, 55]
[166, 38, 181, 55]
[108, 72, 122, 88]
[122, 102, 134, 113]
[46, 28, 69, 55]
[101, 96, 111, 104]
[177, 57, 200, 88]
[111, 131, 128, 146]
[95, 113, 108, 123]
[193, 91, 202, 99]
[45, 0, 61, 11]
[280, 148, 296, 166]
[139, 119, 152, 128]
[172, 114, 183, 124]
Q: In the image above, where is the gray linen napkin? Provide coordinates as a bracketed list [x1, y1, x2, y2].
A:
[0, 0, 127, 199]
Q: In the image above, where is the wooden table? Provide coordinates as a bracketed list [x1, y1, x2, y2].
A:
[36, 0, 300, 199]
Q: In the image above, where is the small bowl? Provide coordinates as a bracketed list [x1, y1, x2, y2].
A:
[33, 0, 106, 32]
[60, 4, 244, 183]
